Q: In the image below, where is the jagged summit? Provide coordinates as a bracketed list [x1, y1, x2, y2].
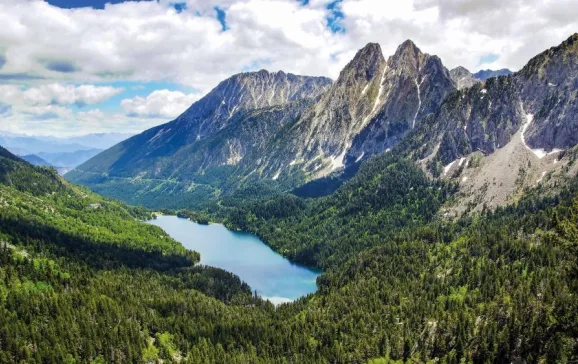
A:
[451, 66, 471, 74]
[450, 66, 481, 90]
[68, 34, 578, 212]
[395, 39, 419, 54]
[337, 42, 385, 83]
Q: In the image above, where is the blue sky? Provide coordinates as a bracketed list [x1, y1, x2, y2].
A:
[46, 0, 149, 9]
[0, 0, 575, 136]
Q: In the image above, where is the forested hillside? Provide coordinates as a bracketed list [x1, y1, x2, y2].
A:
[1, 145, 577, 362]
[214, 152, 578, 362]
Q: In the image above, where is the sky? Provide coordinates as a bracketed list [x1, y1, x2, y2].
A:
[0, 0, 576, 137]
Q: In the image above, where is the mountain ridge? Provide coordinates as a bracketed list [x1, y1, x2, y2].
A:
[68, 34, 578, 211]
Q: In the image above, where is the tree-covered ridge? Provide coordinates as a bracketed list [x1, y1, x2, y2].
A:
[0, 148, 277, 362]
[1, 144, 578, 362]
[221, 155, 457, 268]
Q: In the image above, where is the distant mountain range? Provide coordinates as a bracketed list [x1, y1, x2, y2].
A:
[67, 34, 577, 212]
[20, 154, 53, 167]
[0, 132, 132, 170]
[0, 132, 132, 155]
[473, 68, 513, 80]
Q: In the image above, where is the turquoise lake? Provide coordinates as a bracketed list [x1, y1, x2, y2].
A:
[147, 215, 321, 304]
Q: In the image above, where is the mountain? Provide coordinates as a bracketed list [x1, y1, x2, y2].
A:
[256, 40, 455, 177]
[0, 132, 131, 155]
[345, 40, 455, 164]
[69, 34, 578, 213]
[0, 134, 89, 155]
[390, 33, 578, 214]
[3, 35, 578, 363]
[67, 70, 332, 207]
[68, 40, 456, 207]
[473, 68, 513, 80]
[38, 149, 102, 169]
[4, 129, 578, 362]
[94, 70, 332, 170]
[20, 154, 53, 167]
[64, 132, 133, 149]
[449, 66, 481, 90]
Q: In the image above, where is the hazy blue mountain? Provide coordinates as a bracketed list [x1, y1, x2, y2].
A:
[20, 154, 53, 167]
[38, 149, 103, 168]
[0, 132, 132, 155]
[473, 68, 513, 80]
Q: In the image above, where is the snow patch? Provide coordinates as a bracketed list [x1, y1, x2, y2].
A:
[461, 176, 468, 183]
[412, 76, 426, 129]
[480, 89, 487, 94]
[361, 83, 370, 95]
[330, 147, 349, 171]
[458, 157, 466, 167]
[443, 160, 456, 176]
[548, 82, 557, 87]
[272, 171, 281, 180]
[289, 159, 298, 166]
[520, 108, 565, 159]
[355, 152, 365, 163]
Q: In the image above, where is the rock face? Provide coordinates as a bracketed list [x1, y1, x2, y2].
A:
[450, 66, 481, 90]
[395, 33, 578, 174]
[241, 40, 455, 179]
[257, 42, 389, 177]
[345, 40, 455, 164]
[68, 34, 578, 209]
[517, 33, 578, 151]
[70, 70, 332, 179]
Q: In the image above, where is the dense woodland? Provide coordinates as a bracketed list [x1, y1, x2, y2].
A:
[1, 145, 577, 362]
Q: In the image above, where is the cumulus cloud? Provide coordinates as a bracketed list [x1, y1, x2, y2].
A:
[121, 89, 201, 118]
[0, 0, 577, 136]
[0, 84, 122, 107]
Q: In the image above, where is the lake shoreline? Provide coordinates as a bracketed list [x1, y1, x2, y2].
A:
[147, 215, 322, 303]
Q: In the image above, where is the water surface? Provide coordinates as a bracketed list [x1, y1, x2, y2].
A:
[148, 215, 321, 304]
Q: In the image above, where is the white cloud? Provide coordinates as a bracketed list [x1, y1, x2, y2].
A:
[121, 89, 201, 118]
[0, 84, 122, 107]
[0, 0, 577, 137]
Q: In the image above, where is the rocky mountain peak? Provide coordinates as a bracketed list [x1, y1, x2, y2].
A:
[389, 39, 425, 73]
[173, 70, 332, 137]
[450, 66, 481, 90]
[450, 66, 472, 77]
[395, 39, 419, 55]
[345, 39, 455, 164]
[336, 42, 385, 85]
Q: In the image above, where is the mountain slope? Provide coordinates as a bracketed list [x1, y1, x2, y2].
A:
[75, 70, 331, 177]
[70, 35, 577, 212]
[20, 154, 53, 167]
[450, 66, 481, 90]
[214, 149, 578, 362]
[70, 39, 456, 208]
[388, 33, 578, 214]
